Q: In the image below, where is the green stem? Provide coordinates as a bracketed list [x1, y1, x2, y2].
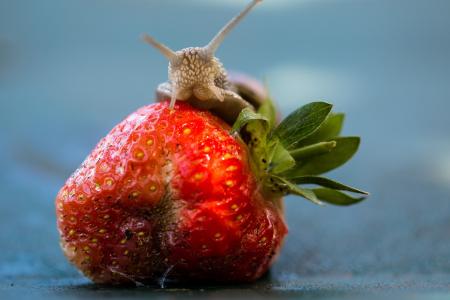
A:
[289, 141, 336, 161]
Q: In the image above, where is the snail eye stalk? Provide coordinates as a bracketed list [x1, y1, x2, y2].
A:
[205, 0, 262, 56]
[142, 34, 177, 63]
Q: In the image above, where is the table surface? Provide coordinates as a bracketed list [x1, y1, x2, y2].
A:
[1, 0, 450, 299]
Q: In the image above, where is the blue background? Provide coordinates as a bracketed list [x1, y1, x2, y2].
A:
[1, 0, 450, 298]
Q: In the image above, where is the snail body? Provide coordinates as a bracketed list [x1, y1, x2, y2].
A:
[143, 0, 263, 122]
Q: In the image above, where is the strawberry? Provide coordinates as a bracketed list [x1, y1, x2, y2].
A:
[56, 98, 367, 285]
[56, 0, 368, 286]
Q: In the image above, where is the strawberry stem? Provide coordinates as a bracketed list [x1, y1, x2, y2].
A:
[232, 94, 368, 206]
[289, 141, 336, 161]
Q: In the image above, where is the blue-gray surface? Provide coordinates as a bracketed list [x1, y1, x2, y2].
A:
[1, 0, 450, 299]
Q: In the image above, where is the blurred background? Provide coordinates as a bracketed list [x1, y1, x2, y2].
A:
[1, 0, 450, 298]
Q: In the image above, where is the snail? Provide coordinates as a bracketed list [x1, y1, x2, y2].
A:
[143, 0, 264, 124]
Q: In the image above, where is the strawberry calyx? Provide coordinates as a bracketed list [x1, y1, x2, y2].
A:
[231, 97, 369, 206]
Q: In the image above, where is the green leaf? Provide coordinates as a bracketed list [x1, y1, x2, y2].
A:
[289, 176, 369, 195]
[231, 108, 268, 134]
[284, 136, 360, 176]
[289, 141, 337, 161]
[270, 141, 295, 174]
[298, 113, 345, 147]
[274, 102, 332, 150]
[313, 188, 366, 206]
[272, 176, 323, 205]
[257, 97, 277, 129]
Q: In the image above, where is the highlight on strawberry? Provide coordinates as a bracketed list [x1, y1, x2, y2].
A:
[55, 0, 368, 286]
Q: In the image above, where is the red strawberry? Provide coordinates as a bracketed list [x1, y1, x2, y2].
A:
[56, 98, 367, 285]
[56, 101, 284, 284]
[56, 0, 367, 286]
